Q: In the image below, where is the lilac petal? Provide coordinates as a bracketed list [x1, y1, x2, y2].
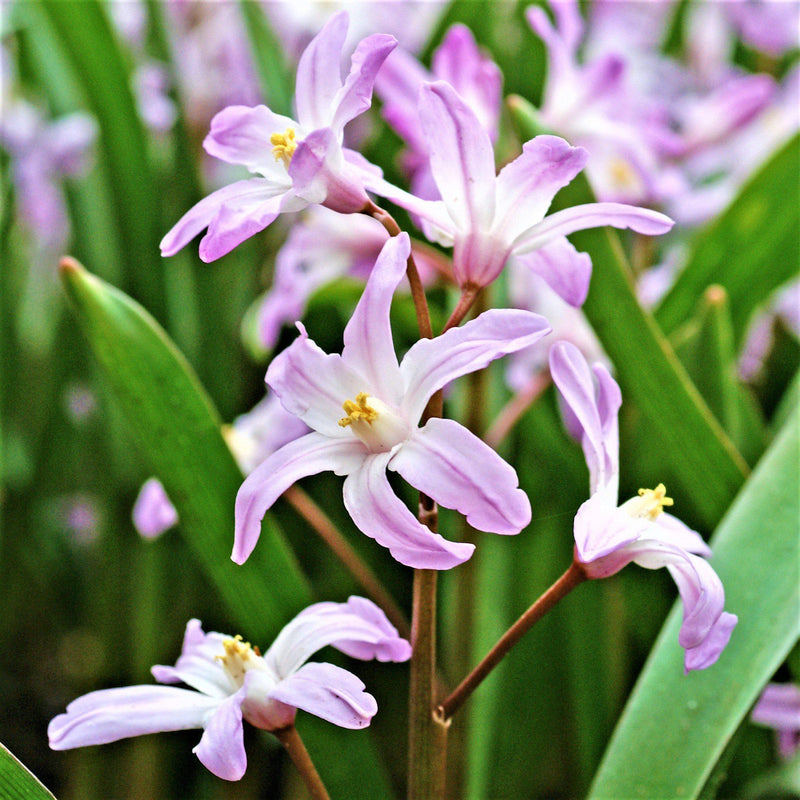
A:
[199, 189, 307, 262]
[494, 136, 588, 245]
[152, 619, 234, 698]
[203, 105, 297, 178]
[269, 662, 377, 729]
[266, 325, 371, 437]
[419, 81, 497, 233]
[289, 129, 371, 213]
[513, 236, 592, 307]
[341, 235, 408, 404]
[48, 685, 217, 749]
[294, 11, 348, 130]
[683, 611, 737, 673]
[330, 33, 397, 135]
[265, 597, 410, 678]
[512, 202, 674, 255]
[233, 432, 366, 564]
[550, 341, 620, 494]
[391, 418, 530, 534]
[193, 690, 247, 781]
[573, 491, 647, 571]
[132, 478, 178, 539]
[752, 684, 800, 731]
[160, 178, 284, 258]
[343, 452, 475, 569]
[400, 309, 551, 423]
[375, 46, 431, 154]
[651, 512, 712, 557]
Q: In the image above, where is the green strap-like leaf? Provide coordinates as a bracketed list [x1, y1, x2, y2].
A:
[60, 259, 311, 642]
[656, 133, 800, 345]
[588, 411, 800, 800]
[0, 743, 57, 800]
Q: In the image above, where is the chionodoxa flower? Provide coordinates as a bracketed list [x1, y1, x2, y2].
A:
[49, 597, 411, 780]
[549, 341, 737, 672]
[234, 233, 551, 570]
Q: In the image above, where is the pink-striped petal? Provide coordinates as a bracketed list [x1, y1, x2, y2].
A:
[48, 685, 217, 749]
[233, 433, 366, 564]
[341, 235, 407, 404]
[391, 418, 530, 534]
[294, 11, 348, 129]
[419, 81, 497, 234]
[265, 597, 410, 678]
[400, 309, 551, 424]
[269, 662, 377, 729]
[513, 236, 592, 307]
[512, 202, 674, 255]
[193, 690, 247, 781]
[343, 452, 475, 569]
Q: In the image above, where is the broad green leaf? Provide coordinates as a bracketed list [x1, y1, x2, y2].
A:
[238, 0, 293, 117]
[656, 133, 800, 345]
[509, 95, 749, 529]
[588, 412, 800, 800]
[0, 743, 56, 800]
[60, 258, 311, 642]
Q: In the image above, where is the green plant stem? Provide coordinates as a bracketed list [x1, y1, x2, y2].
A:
[408, 565, 449, 800]
[365, 201, 433, 339]
[438, 561, 587, 721]
[283, 485, 410, 639]
[274, 726, 331, 800]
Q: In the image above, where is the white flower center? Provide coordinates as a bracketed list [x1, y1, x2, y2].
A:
[338, 392, 409, 452]
[621, 483, 674, 521]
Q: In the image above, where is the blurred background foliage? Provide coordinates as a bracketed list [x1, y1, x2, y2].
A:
[1, 1, 798, 799]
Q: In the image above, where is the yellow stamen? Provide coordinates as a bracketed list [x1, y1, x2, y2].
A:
[339, 392, 378, 427]
[216, 635, 257, 681]
[635, 483, 674, 521]
[270, 128, 298, 168]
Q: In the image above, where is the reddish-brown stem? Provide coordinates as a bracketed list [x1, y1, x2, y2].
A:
[283, 485, 410, 639]
[438, 561, 587, 721]
[365, 201, 433, 340]
[274, 726, 331, 800]
[442, 286, 481, 333]
[484, 370, 553, 450]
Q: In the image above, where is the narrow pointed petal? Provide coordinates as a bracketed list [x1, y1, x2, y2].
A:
[48, 685, 217, 749]
[343, 452, 475, 569]
[550, 341, 620, 494]
[330, 33, 397, 135]
[294, 11, 348, 129]
[419, 81, 497, 233]
[651, 512, 712, 557]
[265, 597, 410, 678]
[494, 136, 588, 244]
[160, 179, 285, 260]
[266, 325, 370, 437]
[233, 433, 366, 564]
[683, 612, 737, 672]
[391, 418, 530, 534]
[203, 105, 297, 178]
[193, 691, 247, 781]
[341, 235, 408, 404]
[512, 202, 674, 255]
[400, 309, 551, 423]
[269, 662, 377, 729]
[513, 236, 592, 307]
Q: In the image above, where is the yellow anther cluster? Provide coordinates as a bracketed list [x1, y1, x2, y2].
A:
[339, 393, 378, 428]
[635, 483, 674, 520]
[270, 128, 298, 168]
[216, 635, 258, 681]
